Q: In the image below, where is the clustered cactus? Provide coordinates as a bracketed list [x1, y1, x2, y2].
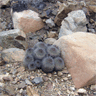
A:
[23, 42, 65, 73]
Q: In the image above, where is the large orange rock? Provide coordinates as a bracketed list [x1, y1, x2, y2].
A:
[12, 10, 44, 34]
[54, 32, 96, 88]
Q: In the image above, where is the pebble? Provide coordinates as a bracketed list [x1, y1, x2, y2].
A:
[70, 87, 75, 91]
[63, 77, 68, 81]
[57, 71, 63, 76]
[88, 29, 95, 33]
[25, 79, 32, 85]
[0, 82, 5, 87]
[20, 88, 23, 94]
[48, 73, 52, 78]
[77, 88, 87, 94]
[90, 85, 96, 90]
[47, 31, 57, 38]
[18, 82, 26, 89]
[45, 18, 55, 28]
[32, 77, 43, 84]
[93, 92, 96, 95]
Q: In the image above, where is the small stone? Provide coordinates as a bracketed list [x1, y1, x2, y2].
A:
[58, 72, 63, 76]
[44, 38, 57, 45]
[88, 29, 95, 33]
[90, 85, 96, 90]
[27, 86, 39, 96]
[47, 31, 57, 38]
[45, 18, 55, 28]
[70, 87, 75, 91]
[20, 89, 23, 94]
[18, 82, 26, 89]
[32, 77, 43, 84]
[3, 76, 12, 81]
[25, 79, 32, 85]
[1, 48, 25, 63]
[42, 77, 48, 82]
[77, 88, 87, 94]
[63, 77, 68, 81]
[48, 73, 52, 78]
[93, 92, 96, 95]
[0, 82, 5, 87]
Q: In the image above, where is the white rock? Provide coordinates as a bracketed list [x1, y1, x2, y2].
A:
[45, 18, 55, 28]
[77, 88, 87, 94]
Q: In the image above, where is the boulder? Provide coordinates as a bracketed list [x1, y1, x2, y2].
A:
[59, 10, 87, 38]
[1, 48, 25, 63]
[54, 32, 96, 88]
[12, 10, 44, 33]
[0, 29, 27, 49]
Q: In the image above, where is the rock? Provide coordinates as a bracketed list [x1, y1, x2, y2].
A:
[90, 85, 96, 90]
[0, 0, 10, 8]
[45, 18, 55, 28]
[18, 82, 26, 89]
[0, 82, 5, 87]
[25, 79, 32, 85]
[27, 86, 39, 96]
[57, 71, 63, 76]
[88, 5, 96, 13]
[1, 48, 25, 63]
[59, 10, 87, 38]
[12, 10, 44, 33]
[44, 38, 57, 45]
[54, 32, 96, 88]
[54, 1, 86, 26]
[77, 88, 87, 94]
[47, 31, 57, 38]
[32, 77, 43, 84]
[0, 73, 12, 82]
[0, 29, 27, 49]
[88, 29, 95, 33]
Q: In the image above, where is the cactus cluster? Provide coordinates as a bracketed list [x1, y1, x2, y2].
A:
[23, 42, 65, 73]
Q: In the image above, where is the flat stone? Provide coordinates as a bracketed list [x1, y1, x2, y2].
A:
[12, 10, 44, 33]
[18, 82, 26, 89]
[54, 32, 96, 88]
[88, 5, 96, 13]
[1, 48, 25, 63]
[25, 79, 32, 85]
[0, 29, 27, 49]
[32, 77, 43, 84]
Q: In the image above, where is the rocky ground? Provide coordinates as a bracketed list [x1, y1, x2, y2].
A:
[0, 0, 96, 96]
